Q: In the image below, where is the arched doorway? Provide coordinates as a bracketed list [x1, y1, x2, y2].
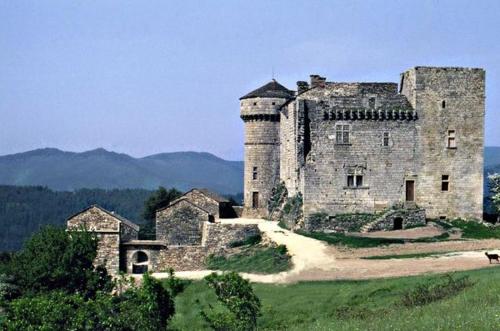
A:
[132, 251, 149, 274]
[393, 217, 403, 230]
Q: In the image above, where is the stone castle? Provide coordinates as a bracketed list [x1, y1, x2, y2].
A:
[241, 67, 485, 223]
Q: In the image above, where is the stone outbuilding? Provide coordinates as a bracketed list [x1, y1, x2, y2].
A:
[67, 205, 139, 275]
[171, 188, 236, 219]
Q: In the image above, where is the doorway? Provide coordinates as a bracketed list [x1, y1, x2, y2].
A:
[252, 192, 259, 208]
[393, 217, 403, 230]
[132, 251, 149, 274]
[405, 180, 415, 202]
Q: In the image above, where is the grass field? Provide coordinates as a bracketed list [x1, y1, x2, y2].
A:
[361, 251, 459, 260]
[169, 266, 500, 330]
[205, 245, 292, 274]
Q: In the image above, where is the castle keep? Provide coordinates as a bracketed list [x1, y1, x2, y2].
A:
[241, 67, 485, 222]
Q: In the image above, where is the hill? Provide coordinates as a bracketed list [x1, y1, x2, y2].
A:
[0, 148, 243, 195]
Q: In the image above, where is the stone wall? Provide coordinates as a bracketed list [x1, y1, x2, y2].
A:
[180, 190, 221, 218]
[367, 208, 426, 232]
[156, 199, 209, 245]
[241, 97, 285, 217]
[401, 67, 485, 219]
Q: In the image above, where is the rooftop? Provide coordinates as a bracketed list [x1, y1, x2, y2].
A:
[240, 79, 294, 100]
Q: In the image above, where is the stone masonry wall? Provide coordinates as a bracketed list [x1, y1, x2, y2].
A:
[401, 67, 485, 219]
[156, 199, 209, 245]
[181, 190, 221, 218]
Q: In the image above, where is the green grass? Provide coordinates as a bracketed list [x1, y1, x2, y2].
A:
[296, 231, 406, 248]
[449, 219, 500, 239]
[169, 266, 500, 330]
[361, 251, 458, 260]
[205, 245, 292, 274]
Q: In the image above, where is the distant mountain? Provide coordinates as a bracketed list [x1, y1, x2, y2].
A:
[0, 148, 243, 195]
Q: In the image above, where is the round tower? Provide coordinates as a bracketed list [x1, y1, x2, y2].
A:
[240, 79, 294, 217]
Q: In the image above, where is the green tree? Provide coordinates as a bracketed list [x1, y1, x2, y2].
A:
[6, 226, 113, 298]
[489, 173, 500, 215]
[140, 186, 182, 239]
[202, 272, 261, 331]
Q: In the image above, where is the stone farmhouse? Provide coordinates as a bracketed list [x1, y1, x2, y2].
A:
[67, 188, 259, 275]
[241, 67, 485, 228]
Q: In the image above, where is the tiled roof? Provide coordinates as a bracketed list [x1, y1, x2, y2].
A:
[240, 79, 294, 100]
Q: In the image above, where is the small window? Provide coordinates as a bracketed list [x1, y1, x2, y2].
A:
[447, 130, 456, 148]
[272, 102, 276, 105]
[252, 167, 258, 180]
[336, 125, 350, 144]
[347, 175, 354, 187]
[253, 102, 257, 106]
[369, 97, 376, 108]
[441, 100, 446, 109]
[356, 175, 363, 187]
[347, 175, 363, 188]
[383, 132, 390, 147]
[441, 175, 449, 191]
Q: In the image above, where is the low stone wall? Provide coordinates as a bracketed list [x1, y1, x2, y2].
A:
[157, 246, 208, 271]
[205, 223, 260, 252]
[368, 208, 426, 232]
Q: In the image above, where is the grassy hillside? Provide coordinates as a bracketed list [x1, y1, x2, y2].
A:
[0, 148, 243, 194]
[171, 266, 500, 330]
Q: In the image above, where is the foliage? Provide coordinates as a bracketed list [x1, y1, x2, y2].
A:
[202, 272, 261, 331]
[401, 274, 474, 307]
[0, 185, 152, 251]
[279, 193, 303, 229]
[5, 226, 113, 298]
[229, 234, 262, 248]
[171, 267, 500, 331]
[206, 245, 291, 274]
[1, 273, 175, 331]
[140, 186, 182, 239]
[162, 268, 191, 297]
[267, 181, 288, 214]
[449, 219, 500, 239]
[488, 173, 500, 213]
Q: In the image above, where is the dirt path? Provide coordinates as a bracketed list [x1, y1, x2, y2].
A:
[153, 219, 500, 283]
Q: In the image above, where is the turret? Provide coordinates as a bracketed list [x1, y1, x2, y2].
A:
[240, 80, 294, 217]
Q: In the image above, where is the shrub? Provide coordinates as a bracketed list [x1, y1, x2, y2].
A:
[7, 226, 113, 298]
[229, 234, 262, 248]
[401, 274, 474, 307]
[202, 272, 261, 331]
[163, 268, 190, 297]
[268, 182, 288, 214]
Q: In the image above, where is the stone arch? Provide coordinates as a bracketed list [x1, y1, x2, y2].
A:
[132, 250, 149, 274]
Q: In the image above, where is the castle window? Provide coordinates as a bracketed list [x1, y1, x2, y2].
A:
[336, 125, 350, 144]
[441, 175, 449, 191]
[253, 102, 257, 106]
[442, 100, 446, 109]
[347, 175, 363, 188]
[272, 102, 276, 105]
[369, 97, 376, 108]
[447, 130, 456, 148]
[252, 167, 258, 180]
[383, 132, 390, 147]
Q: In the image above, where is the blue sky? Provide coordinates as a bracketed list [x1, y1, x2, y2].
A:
[1, 0, 499, 160]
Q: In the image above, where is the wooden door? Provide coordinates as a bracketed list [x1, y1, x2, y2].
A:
[406, 180, 415, 202]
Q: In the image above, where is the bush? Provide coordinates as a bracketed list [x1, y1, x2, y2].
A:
[202, 272, 261, 331]
[401, 274, 474, 307]
[1, 273, 175, 331]
[163, 268, 190, 297]
[229, 234, 262, 248]
[6, 226, 113, 298]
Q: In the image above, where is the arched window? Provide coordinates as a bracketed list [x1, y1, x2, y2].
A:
[136, 251, 148, 263]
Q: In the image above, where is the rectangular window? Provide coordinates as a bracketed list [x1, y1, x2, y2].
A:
[347, 175, 363, 188]
[336, 125, 350, 144]
[252, 167, 258, 180]
[442, 175, 449, 191]
[447, 130, 456, 148]
[383, 132, 390, 147]
[369, 97, 376, 108]
[347, 175, 354, 187]
[252, 192, 259, 208]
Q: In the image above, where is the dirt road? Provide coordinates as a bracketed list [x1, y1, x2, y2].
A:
[153, 219, 500, 283]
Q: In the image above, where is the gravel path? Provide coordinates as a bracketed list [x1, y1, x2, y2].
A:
[152, 219, 500, 283]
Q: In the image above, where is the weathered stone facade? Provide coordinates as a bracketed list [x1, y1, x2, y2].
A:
[241, 67, 485, 224]
[67, 191, 260, 275]
[67, 205, 139, 275]
[171, 188, 234, 219]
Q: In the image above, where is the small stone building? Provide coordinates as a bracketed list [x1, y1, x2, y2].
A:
[67, 205, 139, 275]
[67, 189, 259, 275]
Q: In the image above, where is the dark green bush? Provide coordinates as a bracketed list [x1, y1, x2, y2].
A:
[229, 234, 262, 248]
[401, 274, 474, 307]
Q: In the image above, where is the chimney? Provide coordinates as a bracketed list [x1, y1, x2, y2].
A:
[297, 81, 309, 93]
[310, 75, 326, 88]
